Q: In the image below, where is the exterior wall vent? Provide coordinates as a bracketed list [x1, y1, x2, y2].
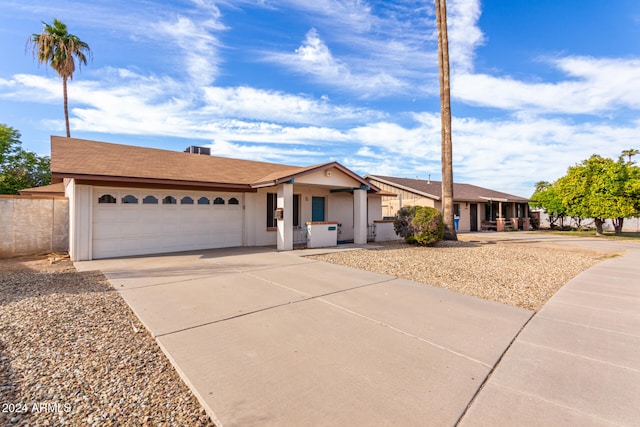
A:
[184, 146, 211, 155]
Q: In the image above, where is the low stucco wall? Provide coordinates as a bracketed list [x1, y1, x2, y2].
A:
[374, 220, 400, 242]
[0, 195, 69, 257]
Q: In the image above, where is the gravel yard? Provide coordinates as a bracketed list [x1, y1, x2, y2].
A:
[0, 256, 214, 426]
[308, 238, 612, 311]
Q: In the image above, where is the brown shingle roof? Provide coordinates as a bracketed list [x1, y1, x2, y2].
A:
[51, 137, 378, 192]
[18, 182, 65, 196]
[366, 175, 529, 202]
[51, 137, 309, 188]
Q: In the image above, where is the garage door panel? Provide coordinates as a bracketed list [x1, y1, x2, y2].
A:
[179, 221, 197, 234]
[93, 188, 243, 259]
[92, 239, 119, 256]
[142, 237, 163, 250]
[141, 222, 161, 235]
[119, 210, 140, 222]
[94, 208, 118, 223]
[120, 222, 141, 235]
[93, 222, 122, 239]
[161, 236, 178, 249]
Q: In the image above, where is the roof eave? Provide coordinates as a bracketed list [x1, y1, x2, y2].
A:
[51, 173, 254, 191]
[252, 162, 381, 193]
[366, 175, 440, 200]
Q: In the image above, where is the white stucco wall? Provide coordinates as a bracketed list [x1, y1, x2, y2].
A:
[295, 167, 361, 188]
[328, 192, 354, 241]
[368, 195, 383, 223]
[66, 179, 93, 261]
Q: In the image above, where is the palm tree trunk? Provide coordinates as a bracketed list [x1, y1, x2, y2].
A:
[435, 0, 457, 240]
[63, 76, 70, 137]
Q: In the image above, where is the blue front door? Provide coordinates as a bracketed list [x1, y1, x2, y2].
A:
[311, 197, 325, 222]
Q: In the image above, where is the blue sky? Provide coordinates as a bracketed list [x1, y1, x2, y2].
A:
[1, 0, 640, 197]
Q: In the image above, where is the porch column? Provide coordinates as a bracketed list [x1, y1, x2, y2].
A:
[498, 201, 503, 218]
[277, 183, 293, 251]
[353, 188, 367, 244]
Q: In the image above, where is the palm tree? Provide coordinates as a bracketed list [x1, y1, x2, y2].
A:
[435, 0, 457, 240]
[622, 148, 639, 164]
[29, 18, 91, 138]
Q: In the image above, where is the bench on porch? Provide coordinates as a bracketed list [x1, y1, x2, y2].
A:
[481, 219, 515, 231]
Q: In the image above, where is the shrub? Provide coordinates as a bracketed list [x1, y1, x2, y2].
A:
[393, 205, 444, 246]
[411, 206, 444, 245]
[393, 206, 419, 239]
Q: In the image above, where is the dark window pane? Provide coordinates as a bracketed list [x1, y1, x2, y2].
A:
[213, 197, 225, 205]
[122, 195, 138, 204]
[266, 193, 276, 227]
[228, 197, 239, 205]
[197, 197, 210, 205]
[181, 196, 194, 205]
[143, 195, 158, 204]
[163, 196, 177, 204]
[293, 194, 300, 227]
[98, 194, 116, 204]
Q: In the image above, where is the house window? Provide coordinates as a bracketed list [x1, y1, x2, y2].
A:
[293, 194, 300, 227]
[266, 193, 277, 228]
[213, 197, 225, 205]
[197, 196, 210, 205]
[181, 196, 194, 205]
[228, 197, 239, 205]
[454, 203, 460, 217]
[122, 195, 138, 204]
[266, 193, 299, 227]
[98, 194, 116, 204]
[163, 196, 177, 205]
[143, 195, 158, 204]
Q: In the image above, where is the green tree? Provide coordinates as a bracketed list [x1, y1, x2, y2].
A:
[530, 181, 567, 228]
[556, 154, 640, 235]
[622, 148, 639, 164]
[0, 125, 50, 194]
[28, 18, 91, 138]
[435, 0, 457, 241]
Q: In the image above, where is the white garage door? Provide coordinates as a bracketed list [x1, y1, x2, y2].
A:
[92, 187, 243, 259]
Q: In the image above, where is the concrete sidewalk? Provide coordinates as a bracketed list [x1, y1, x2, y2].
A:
[77, 247, 532, 426]
[459, 244, 640, 426]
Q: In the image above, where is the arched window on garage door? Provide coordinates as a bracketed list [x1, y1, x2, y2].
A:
[143, 195, 158, 204]
[228, 197, 239, 205]
[98, 194, 116, 204]
[122, 195, 138, 204]
[181, 196, 194, 205]
[197, 197, 210, 205]
[163, 196, 177, 205]
[213, 197, 225, 205]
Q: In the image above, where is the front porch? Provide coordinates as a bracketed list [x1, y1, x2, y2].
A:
[479, 198, 531, 232]
[271, 177, 375, 251]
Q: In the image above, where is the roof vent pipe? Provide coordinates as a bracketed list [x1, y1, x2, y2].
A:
[427, 174, 431, 184]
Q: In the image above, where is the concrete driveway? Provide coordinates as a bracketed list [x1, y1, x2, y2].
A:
[77, 246, 533, 426]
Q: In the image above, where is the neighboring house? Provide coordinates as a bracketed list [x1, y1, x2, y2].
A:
[49, 137, 387, 261]
[366, 175, 530, 232]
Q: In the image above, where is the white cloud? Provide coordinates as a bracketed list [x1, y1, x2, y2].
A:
[0, 74, 59, 103]
[201, 85, 381, 124]
[158, 15, 225, 85]
[447, 0, 485, 72]
[205, 139, 323, 164]
[270, 28, 406, 96]
[454, 55, 640, 115]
